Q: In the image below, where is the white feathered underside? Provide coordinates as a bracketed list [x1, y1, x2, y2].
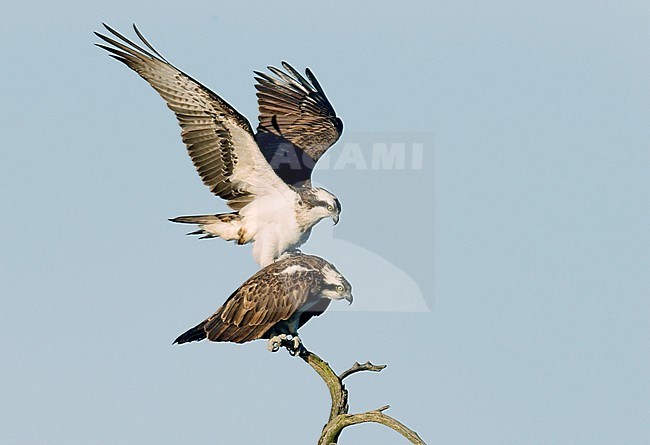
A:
[239, 191, 305, 267]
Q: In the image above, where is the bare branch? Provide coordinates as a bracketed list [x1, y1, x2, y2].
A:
[339, 361, 387, 380]
[374, 404, 390, 412]
[299, 349, 348, 420]
[298, 348, 426, 444]
[319, 409, 427, 445]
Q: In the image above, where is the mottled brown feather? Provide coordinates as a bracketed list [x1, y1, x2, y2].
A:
[194, 255, 333, 344]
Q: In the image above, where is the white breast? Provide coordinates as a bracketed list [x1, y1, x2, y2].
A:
[239, 191, 304, 266]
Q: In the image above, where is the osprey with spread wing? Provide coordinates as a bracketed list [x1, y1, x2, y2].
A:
[95, 24, 343, 266]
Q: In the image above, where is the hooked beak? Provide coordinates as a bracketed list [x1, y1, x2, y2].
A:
[332, 214, 340, 225]
[344, 293, 353, 305]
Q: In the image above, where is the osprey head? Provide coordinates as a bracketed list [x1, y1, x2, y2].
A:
[320, 264, 353, 304]
[298, 188, 341, 226]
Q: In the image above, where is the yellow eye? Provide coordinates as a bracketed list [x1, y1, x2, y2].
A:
[327, 205, 334, 211]
[336, 285, 344, 292]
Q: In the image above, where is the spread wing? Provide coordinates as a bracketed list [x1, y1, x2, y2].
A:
[95, 24, 291, 210]
[254, 62, 343, 186]
[202, 268, 321, 343]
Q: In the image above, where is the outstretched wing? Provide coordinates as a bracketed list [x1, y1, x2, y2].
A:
[254, 62, 343, 186]
[95, 24, 291, 210]
[202, 266, 322, 343]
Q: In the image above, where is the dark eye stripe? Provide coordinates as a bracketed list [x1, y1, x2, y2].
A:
[316, 199, 340, 210]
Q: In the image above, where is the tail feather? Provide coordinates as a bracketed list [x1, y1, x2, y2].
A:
[173, 320, 208, 345]
[169, 214, 229, 225]
[169, 212, 246, 243]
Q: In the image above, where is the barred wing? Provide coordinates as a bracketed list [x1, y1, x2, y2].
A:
[95, 24, 291, 210]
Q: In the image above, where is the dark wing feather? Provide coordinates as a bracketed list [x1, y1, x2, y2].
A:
[95, 24, 290, 210]
[298, 298, 331, 329]
[254, 62, 343, 186]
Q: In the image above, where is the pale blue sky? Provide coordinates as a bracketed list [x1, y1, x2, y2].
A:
[1, 1, 649, 444]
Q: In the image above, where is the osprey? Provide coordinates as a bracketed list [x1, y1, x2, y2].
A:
[95, 24, 343, 266]
[173, 253, 353, 353]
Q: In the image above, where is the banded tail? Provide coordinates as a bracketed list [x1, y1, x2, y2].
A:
[169, 212, 248, 243]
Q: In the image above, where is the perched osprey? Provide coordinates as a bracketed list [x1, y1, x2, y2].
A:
[95, 24, 343, 266]
[173, 253, 353, 353]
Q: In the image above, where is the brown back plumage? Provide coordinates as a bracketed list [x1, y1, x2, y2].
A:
[174, 255, 334, 345]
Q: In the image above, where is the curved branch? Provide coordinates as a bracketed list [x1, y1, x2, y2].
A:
[299, 349, 348, 420]
[297, 347, 426, 444]
[320, 407, 427, 445]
